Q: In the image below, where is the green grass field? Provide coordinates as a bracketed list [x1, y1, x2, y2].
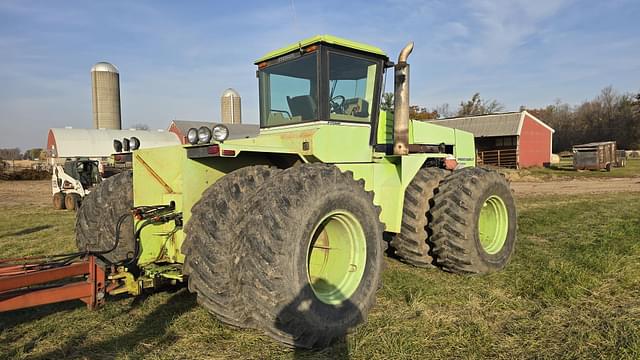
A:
[505, 157, 640, 181]
[1, 187, 639, 359]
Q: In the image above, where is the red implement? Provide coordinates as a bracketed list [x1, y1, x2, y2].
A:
[0, 256, 106, 312]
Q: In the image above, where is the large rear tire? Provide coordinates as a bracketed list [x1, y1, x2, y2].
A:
[182, 166, 281, 328]
[429, 167, 517, 274]
[75, 171, 135, 263]
[390, 167, 448, 267]
[237, 164, 384, 348]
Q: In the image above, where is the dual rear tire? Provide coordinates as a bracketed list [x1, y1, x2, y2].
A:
[391, 166, 517, 274]
[183, 164, 384, 348]
[429, 167, 517, 273]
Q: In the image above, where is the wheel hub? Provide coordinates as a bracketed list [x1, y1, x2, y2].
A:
[307, 210, 366, 305]
[478, 195, 509, 254]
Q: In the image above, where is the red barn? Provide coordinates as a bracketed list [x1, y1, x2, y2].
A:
[430, 111, 555, 168]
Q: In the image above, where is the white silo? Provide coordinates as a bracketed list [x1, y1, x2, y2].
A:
[91, 62, 121, 129]
[221, 88, 242, 124]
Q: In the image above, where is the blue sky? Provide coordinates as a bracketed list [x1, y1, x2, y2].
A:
[1, 0, 639, 149]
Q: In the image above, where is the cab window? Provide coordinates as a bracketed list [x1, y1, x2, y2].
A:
[328, 52, 378, 123]
[259, 53, 318, 127]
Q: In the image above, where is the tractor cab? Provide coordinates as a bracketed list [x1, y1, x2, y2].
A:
[181, 35, 474, 169]
[255, 35, 388, 128]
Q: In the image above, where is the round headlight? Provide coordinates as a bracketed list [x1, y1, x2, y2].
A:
[122, 138, 130, 152]
[187, 128, 198, 145]
[113, 139, 123, 153]
[212, 124, 229, 142]
[197, 126, 212, 143]
[130, 136, 140, 150]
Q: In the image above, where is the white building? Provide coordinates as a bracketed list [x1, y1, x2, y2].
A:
[46, 128, 181, 164]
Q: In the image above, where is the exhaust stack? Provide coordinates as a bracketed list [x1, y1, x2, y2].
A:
[393, 42, 414, 155]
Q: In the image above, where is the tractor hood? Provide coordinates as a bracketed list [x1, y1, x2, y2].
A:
[184, 121, 373, 163]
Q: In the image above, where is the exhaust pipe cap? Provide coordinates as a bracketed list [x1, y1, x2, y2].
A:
[398, 42, 414, 63]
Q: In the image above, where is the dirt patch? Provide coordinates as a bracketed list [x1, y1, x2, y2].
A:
[511, 177, 640, 197]
[0, 180, 51, 207]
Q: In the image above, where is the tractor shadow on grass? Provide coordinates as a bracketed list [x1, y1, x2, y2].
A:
[30, 287, 197, 360]
[278, 280, 359, 359]
[0, 300, 82, 332]
[0, 225, 52, 238]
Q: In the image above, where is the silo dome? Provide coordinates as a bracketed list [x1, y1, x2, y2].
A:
[91, 62, 119, 73]
[91, 61, 122, 130]
[221, 88, 242, 124]
[222, 88, 240, 98]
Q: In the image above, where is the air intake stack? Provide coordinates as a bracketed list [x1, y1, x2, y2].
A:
[221, 88, 242, 124]
[91, 62, 122, 130]
[393, 42, 414, 155]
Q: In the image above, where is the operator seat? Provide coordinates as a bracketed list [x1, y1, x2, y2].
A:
[287, 95, 317, 121]
[343, 98, 369, 118]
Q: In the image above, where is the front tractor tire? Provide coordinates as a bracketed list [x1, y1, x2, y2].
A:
[429, 167, 517, 274]
[182, 165, 281, 328]
[390, 167, 448, 267]
[75, 171, 135, 264]
[237, 164, 384, 348]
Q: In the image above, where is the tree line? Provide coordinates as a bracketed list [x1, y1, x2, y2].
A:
[382, 86, 640, 152]
[0, 148, 47, 161]
[525, 87, 639, 152]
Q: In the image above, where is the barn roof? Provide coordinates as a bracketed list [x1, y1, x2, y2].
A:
[573, 141, 616, 148]
[428, 111, 554, 137]
[48, 128, 181, 158]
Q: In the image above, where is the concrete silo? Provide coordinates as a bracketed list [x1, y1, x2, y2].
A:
[221, 88, 242, 124]
[91, 62, 121, 129]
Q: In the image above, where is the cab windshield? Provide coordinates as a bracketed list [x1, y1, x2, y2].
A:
[259, 49, 380, 127]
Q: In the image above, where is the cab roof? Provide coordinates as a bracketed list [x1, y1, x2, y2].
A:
[254, 34, 388, 64]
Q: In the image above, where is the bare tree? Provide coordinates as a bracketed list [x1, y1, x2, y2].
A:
[409, 105, 438, 120]
[457, 93, 505, 116]
[434, 103, 453, 118]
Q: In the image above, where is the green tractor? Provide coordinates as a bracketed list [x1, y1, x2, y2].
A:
[76, 35, 517, 348]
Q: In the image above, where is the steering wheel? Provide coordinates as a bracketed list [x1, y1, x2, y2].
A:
[330, 95, 346, 114]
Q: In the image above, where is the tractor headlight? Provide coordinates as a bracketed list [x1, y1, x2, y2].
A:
[187, 128, 198, 145]
[130, 136, 140, 150]
[212, 124, 229, 142]
[197, 126, 212, 143]
[123, 138, 130, 152]
[113, 139, 123, 153]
